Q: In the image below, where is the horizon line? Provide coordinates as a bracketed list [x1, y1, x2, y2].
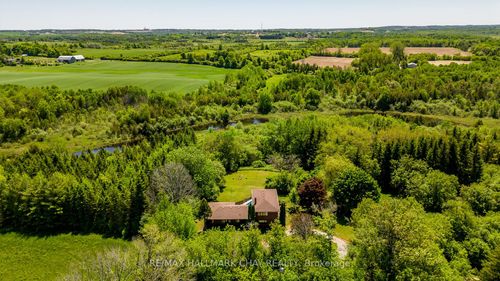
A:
[1, 24, 499, 32]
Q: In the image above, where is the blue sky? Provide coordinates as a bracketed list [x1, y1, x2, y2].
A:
[1, 0, 498, 30]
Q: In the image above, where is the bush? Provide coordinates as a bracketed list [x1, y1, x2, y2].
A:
[251, 160, 266, 168]
[258, 91, 273, 114]
[148, 198, 196, 240]
[272, 101, 298, 112]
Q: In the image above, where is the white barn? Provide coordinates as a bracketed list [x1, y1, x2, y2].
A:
[73, 55, 85, 62]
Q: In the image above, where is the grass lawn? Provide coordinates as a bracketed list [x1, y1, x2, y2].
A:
[333, 224, 355, 242]
[0, 60, 231, 93]
[218, 168, 277, 202]
[0, 232, 130, 281]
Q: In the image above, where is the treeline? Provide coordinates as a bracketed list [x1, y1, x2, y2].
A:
[99, 47, 307, 71]
[311, 30, 499, 52]
[0, 42, 74, 58]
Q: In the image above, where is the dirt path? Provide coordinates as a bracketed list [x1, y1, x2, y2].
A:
[312, 229, 349, 259]
[286, 227, 349, 258]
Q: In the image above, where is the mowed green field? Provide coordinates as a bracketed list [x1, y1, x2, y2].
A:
[0, 60, 231, 93]
[0, 233, 130, 281]
[218, 168, 277, 202]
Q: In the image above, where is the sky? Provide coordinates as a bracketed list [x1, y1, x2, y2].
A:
[0, 0, 498, 30]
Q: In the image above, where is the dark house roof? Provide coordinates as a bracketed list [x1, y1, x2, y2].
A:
[208, 202, 248, 220]
[252, 189, 279, 213]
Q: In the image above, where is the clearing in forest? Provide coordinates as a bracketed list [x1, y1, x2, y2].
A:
[218, 168, 277, 202]
[294, 56, 354, 68]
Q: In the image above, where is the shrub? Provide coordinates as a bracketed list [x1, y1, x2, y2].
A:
[251, 160, 266, 168]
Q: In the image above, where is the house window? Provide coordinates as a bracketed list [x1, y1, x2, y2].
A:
[257, 212, 268, 216]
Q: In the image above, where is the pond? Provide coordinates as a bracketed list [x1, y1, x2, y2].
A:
[73, 145, 122, 157]
[206, 118, 268, 131]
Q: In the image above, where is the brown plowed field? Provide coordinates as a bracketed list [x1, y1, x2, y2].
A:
[428, 60, 472, 66]
[294, 56, 354, 68]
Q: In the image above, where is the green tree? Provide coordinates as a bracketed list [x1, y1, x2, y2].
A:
[390, 156, 430, 196]
[390, 41, 406, 66]
[408, 170, 459, 212]
[461, 183, 498, 216]
[212, 130, 245, 173]
[265, 172, 296, 196]
[304, 88, 321, 109]
[198, 198, 212, 219]
[443, 200, 477, 242]
[148, 198, 196, 240]
[167, 146, 225, 201]
[333, 168, 381, 218]
[480, 246, 500, 281]
[320, 155, 356, 188]
[279, 202, 286, 226]
[258, 91, 273, 114]
[352, 197, 455, 280]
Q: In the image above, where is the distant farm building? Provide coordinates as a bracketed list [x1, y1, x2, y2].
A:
[57, 55, 85, 64]
[407, 62, 418, 68]
[73, 55, 85, 61]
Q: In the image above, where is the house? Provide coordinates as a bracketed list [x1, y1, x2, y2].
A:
[57, 55, 85, 64]
[252, 189, 280, 225]
[206, 202, 248, 227]
[206, 189, 280, 229]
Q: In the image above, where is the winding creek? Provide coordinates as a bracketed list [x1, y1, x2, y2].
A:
[74, 117, 269, 156]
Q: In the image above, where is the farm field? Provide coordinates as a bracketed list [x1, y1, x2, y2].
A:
[294, 56, 354, 68]
[0, 233, 130, 281]
[0, 60, 231, 92]
[326, 47, 471, 56]
[218, 168, 277, 202]
[428, 60, 472, 66]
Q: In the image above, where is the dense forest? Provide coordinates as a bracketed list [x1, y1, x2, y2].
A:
[0, 27, 499, 280]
